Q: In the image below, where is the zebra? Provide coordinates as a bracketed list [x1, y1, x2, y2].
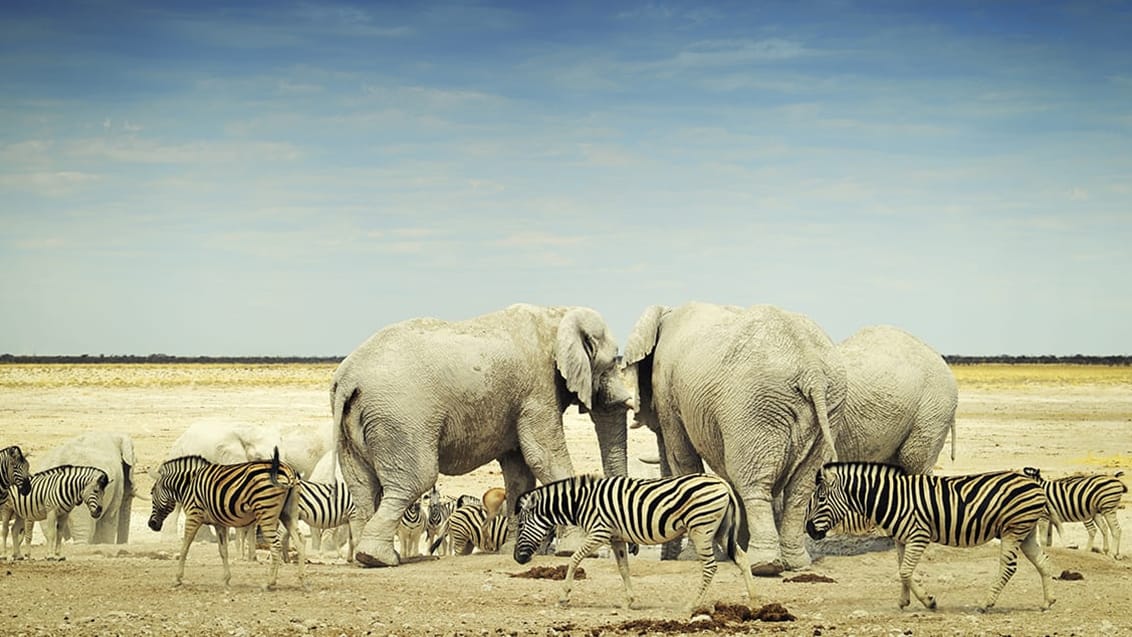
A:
[512, 473, 757, 614]
[425, 491, 482, 556]
[805, 461, 1058, 611]
[396, 499, 426, 558]
[1024, 467, 1126, 559]
[284, 479, 360, 562]
[423, 487, 456, 556]
[147, 448, 306, 590]
[1, 464, 109, 561]
[428, 501, 508, 556]
[0, 445, 32, 498]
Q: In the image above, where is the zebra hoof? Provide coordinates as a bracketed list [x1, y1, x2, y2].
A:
[750, 560, 784, 577]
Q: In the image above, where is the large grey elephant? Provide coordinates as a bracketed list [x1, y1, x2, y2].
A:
[38, 432, 136, 544]
[332, 303, 633, 567]
[623, 302, 845, 575]
[835, 325, 958, 473]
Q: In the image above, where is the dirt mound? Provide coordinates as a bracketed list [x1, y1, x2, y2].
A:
[593, 602, 795, 634]
[511, 565, 586, 580]
[785, 573, 837, 583]
[1056, 570, 1084, 581]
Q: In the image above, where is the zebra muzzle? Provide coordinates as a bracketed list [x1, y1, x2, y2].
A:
[805, 520, 827, 540]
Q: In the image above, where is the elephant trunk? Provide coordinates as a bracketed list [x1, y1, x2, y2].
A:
[590, 408, 629, 478]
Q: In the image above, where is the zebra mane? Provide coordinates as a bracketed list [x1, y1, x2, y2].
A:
[3, 445, 26, 459]
[31, 464, 107, 480]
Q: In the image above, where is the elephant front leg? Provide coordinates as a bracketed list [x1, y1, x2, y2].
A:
[737, 489, 781, 576]
[516, 408, 581, 555]
[497, 450, 536, 553]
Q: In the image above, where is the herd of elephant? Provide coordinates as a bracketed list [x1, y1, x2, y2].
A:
[5, 301, 959, 580]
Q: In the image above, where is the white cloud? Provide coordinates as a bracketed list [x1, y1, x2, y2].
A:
[65, 137, 301, 164]
[0, 171, 99, 196]
[494, 232, 581, 249]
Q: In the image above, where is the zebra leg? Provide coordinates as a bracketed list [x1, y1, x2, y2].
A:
[1084, 517, 1099, 553]
[216, 524, 232, 589]
[1102, 509, 1122, 559]
[1041, 518, 1053, 547]
[981, 536, 1022, 611]
[1019, 529, 1056, 610]
[281, 513, 307, 589]
[685, 527, 720, 615]
[731, 537, 758, 605]
[896, 538, 935, 610]
[560, 533, 606, 608]
[260, 519, 282, 591]
[18, 518, 34, 560]
[175, 514, 206, 587]
[43, 512, 61, 560]
[609, 539, 635, 610]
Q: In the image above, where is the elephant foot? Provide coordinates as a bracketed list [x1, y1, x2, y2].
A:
[781, 546, 812, 571]
[354, 550, 400, 568]
[354, 537, 400, 568]
[750, 559, 785, 577]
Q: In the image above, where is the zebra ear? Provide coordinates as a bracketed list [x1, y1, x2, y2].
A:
[814, 469, 823, 485]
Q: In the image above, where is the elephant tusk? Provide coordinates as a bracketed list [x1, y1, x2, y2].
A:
[638, 456, 661, 465]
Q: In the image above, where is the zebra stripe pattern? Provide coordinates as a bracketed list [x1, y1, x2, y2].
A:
[2, 464, 108, 560]
[1024, 467, 1126, 559]
[147, 448, 306, 589]
[436, 503, 508, 556]
[0, 445, 32, 499]
[513, 474, 756, 613]
[805, 462, 1057, 611]
[296, 479, 360, 561]
[396, 499, 426, 558]
[424, 488, 456, 556]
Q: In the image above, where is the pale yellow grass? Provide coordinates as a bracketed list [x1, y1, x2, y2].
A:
[951, 363, 1132, 390]
[0, 363, 336, 388]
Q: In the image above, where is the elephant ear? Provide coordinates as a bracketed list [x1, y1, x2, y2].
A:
[555, 308, 605, 411]
[623, 305, 669, 367]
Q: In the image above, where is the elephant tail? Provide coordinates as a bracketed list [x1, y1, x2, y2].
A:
[800, 370, 839, 463]
[949, 416, 957, 462]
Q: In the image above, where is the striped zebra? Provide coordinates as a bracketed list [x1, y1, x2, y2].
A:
[1, 445, 32, 498]
[423, 488, 456, 556]
[425, 492, 482, 556]
[147, 448, 306, 590]
[396, 499, 426, 558]
[1024, 467, 1126, 559]
[429, 502, 508, 556]
[513, 474, 757, 614]
[1, 464, 109, 561]
[805, 462, 1058, 611]
[286, 479, 360, 562]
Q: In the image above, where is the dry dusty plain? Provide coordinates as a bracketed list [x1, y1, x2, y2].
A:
[1, 363, 1130, 637]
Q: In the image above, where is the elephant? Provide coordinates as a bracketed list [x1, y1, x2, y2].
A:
[622, 302, 846, 575]
[332, 303, 634, 567]
[834, 325, 958, 473]
[37, 432, 136, 544]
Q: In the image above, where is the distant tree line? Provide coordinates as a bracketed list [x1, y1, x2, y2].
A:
[1, 353, 1130, 366]
[943, 354, 1132, 366]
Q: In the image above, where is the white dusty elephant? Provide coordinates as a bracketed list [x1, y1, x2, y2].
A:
[332, 303, 634, 567]
[38, 432, 137, 544]
[835, 325, 958, 473]
[623, 302, 846, 575]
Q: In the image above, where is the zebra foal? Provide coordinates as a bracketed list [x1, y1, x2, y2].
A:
[1, 464, 109, 560]
[805, 462, 1058, 611]
[430, 502, 508, 556]
[294, 479, 361, 561]
[147, 448, 306, 590]
[1024, 467, 1126, 559]
[513, 474, 757, 614]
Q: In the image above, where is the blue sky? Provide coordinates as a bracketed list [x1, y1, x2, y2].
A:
[2, 1, 1130, 356]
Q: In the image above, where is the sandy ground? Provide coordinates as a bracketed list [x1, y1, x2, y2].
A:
[1, 365, 1130, 636]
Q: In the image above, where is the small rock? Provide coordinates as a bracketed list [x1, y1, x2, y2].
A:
[850, 610, 868, 618]
[690, 614, 713, 623]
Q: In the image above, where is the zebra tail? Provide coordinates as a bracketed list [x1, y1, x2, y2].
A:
[1046, 503, 1064, 538]
[270, 446, 282, 487]
[725, 489, 750, 562]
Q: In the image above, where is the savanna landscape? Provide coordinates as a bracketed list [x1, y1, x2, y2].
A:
[1, 362, 1129, 636]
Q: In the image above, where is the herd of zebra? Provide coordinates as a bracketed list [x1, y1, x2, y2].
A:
[1, 442, 1128, 613]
